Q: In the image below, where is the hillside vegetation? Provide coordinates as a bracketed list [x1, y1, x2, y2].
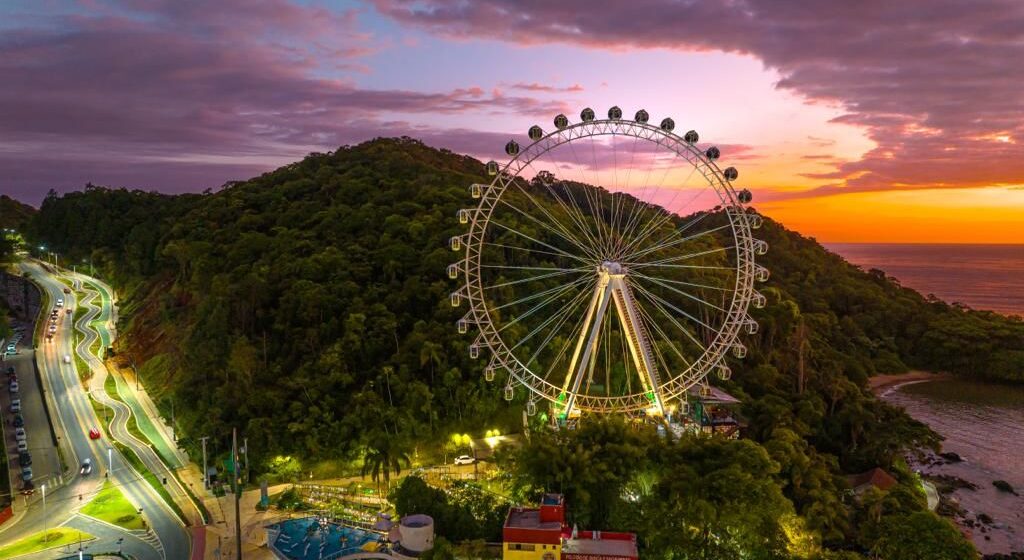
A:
[24, 137, 1023, 558]
[0, 194, 35, 230]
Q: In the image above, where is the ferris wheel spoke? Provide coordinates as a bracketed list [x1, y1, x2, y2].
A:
[482, 264, 590, 273]
[618, 156, 699, 258]
[485, 268, 589, 290]
[627, 263, 732, 271]
[516, 282, 594, 359]
[630, 281, 713, 345]
[497, 278, 590, 333]
[486, 241, 590, 262]
[523, 160, 605, 257]
[507, 179, 601, 259]
[627, 243, 734, 270]
[490, 219, 592, 264]
[620, 177, 711, 259]
[629, 272, 731, 293]
[497, 201, 598, 262]
[632, 273, 728, 313]
[626, 207, 719, 262]
[492, 274, 592, 312]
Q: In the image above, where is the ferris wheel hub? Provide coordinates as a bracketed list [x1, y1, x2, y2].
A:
[599, 261, 626, 276]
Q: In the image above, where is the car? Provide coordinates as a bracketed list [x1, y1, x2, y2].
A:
[56, 298, 64, 307]
[45, 333, 53, 341]
[66, 308, 72, 315]
[13, 414, 24, 428]
[10, 399, 21, 413]
[453, 455, 476, 465]
[88, 428, 101, 440]
[16, 440, 28, 452]
[5, 344, 15, 355]
[80, 458, 92, 476]
[9, 381, 19, 393]
[21, 467, 32, 481]
[4, 366, 14, 376]
[63, 287, 71, 294]
[48, 325, 57, 334]
[63, 355, 71, 364]
[18, 451, 32, 467]
[14, 428, 26, 442]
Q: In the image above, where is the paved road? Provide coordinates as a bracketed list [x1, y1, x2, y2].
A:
[73, 277, 204, 528]
[0, 261, 190, 560]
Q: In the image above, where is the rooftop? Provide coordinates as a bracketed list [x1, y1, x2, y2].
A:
[847, 467, 898, 492]
[504, 508, 561, 531]
[562, 533, 638, 559]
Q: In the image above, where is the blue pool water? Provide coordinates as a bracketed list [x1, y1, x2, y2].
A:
[269, 518, 380, 560]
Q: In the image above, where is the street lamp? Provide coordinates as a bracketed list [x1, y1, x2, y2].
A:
[41, 483, 47, 542]
[108, 447, 113, 476]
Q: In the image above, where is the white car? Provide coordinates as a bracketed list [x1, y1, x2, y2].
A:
[63, 354, 71, 364]
[48, 324, 57, 334]
[8, 381, 19, 393]
[10, 399, 21, 413]
[453, 455, 476, 465]
[56, 298, 64, 307]
[15, 428, 27, 442]
[16, 440, 28, 453]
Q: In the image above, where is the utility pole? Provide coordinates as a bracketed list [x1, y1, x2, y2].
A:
[200, 436, 209, 490]
[233, 428, 243, 560]
[242, 437, 249, 485]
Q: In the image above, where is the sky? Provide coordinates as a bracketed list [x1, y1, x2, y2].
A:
[1, 0, 1023, 243]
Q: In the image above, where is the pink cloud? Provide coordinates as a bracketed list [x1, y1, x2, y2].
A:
[372, 0, 1024, 197]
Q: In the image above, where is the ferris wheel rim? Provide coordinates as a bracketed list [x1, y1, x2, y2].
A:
[460, 116, 759, 413]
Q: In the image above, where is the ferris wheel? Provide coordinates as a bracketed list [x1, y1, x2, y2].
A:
[449, 106, 768, 419]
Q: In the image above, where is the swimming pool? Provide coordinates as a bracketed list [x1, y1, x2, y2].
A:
[269, 517, 382, 560]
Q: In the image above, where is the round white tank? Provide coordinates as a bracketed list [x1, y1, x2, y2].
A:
[399, 514, 434, 553]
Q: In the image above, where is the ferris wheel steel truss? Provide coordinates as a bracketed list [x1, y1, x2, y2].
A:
[449, 112, 767, 415]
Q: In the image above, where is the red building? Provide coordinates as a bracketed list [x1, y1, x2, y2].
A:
[502, 494, 639, 560]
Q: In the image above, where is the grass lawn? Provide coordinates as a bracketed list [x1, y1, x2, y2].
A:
[0, 528, 95, 558]
[80, 480, 145, 530]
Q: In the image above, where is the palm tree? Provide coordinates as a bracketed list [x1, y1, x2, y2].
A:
[361, 433, 411, 496]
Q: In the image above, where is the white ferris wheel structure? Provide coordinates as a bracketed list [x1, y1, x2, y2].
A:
[448, 106, 768, 421]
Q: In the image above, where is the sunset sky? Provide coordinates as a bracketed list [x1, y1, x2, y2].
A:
[2, 0, 1023, 242]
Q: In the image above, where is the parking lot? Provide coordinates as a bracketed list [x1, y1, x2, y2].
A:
[1, 306, 62, 499]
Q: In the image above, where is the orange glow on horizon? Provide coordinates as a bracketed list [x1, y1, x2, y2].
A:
[758, 187, 1024, 244]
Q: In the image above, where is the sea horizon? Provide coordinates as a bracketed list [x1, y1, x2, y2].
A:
[825, 242, 1024, 316]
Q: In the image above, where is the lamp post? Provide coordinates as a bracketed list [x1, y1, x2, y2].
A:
[108, 447, 113, 476]
[41, 483, 47, 542]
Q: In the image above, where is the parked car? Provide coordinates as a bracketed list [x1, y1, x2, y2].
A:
[21, 467, 32, 481]
[18, 451, 32, 467]
[5, 343, 15, 355]
[80, 458, 92, 476]
[4, 366, 14, 376]
[10, 399, 21, 413]
[453, 455, 476, 465]
[13, 414, 24, 428]
[14, 428, 27, 442]
[9, 381, 19, 393]
[16, 440, 28, 452]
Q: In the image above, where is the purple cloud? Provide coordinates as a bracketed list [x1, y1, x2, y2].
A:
[372, 0, 1024, 197]
[0, 0, 570, 203]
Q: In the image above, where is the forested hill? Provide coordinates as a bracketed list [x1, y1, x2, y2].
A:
[0, 194, 35, 229]
[25, 136, 1024, 464]
[26, 136, 1024, 554]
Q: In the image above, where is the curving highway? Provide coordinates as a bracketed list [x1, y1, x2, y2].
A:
[0, 261, 191, 560]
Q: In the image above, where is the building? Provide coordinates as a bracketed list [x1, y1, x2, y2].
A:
[847, 467, 898, 495]
[683, 385, 744, 438]
[502, 494, 638, 560]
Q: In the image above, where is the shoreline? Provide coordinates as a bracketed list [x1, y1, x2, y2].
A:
[868, 370, 953, 394]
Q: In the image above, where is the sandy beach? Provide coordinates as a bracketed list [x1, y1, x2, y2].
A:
[868, 370, 952, 394]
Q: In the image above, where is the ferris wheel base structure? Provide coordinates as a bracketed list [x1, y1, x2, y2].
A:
[449, 105, 769, 419]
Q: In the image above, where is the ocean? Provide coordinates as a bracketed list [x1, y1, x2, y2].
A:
[825, 243, 1024, 316]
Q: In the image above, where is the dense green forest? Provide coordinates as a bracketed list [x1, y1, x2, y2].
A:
[0, 194, 35, 230]
[22, 137, 1024, 558]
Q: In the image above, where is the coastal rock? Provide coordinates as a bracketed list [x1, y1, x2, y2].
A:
[993, 480, 1018, 495]
[940, 451, 964, 463]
